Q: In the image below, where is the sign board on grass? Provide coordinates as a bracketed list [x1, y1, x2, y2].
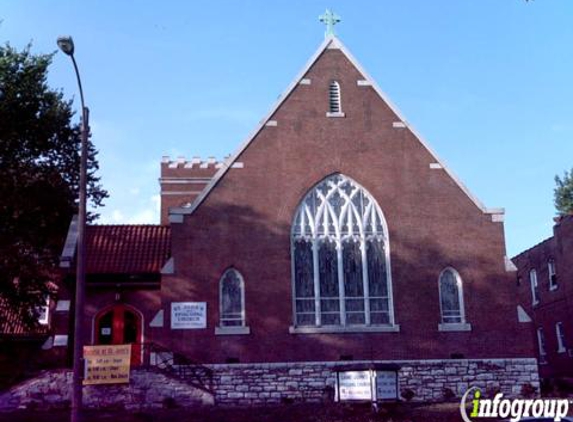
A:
[83, 344, 131, 385]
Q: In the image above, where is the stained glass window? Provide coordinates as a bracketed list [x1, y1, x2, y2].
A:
[220, 269, 245, 327]
[291, 174, 394, 327]
[439, 268, 464, 324]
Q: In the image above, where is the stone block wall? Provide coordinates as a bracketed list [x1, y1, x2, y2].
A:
[0, 369, 213, 411]
[395, 359, 539, 402]
[209, 358, 540, 406]
[0, 358, 539, 410]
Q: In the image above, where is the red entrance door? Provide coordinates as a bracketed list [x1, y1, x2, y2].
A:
[95, 304, 142, 365]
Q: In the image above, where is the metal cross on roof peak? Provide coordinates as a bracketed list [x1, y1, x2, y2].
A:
[319, 9, 341, 38]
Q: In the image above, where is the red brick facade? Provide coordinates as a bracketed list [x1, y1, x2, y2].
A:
[150, 38, 532, 364]
[513, 215, 573, 379]
[49, 37, 536, 380]
[159, 158, 219, 225]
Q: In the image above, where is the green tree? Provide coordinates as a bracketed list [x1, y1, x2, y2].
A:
[0, 43, 107, 329]
[554, 168, 573, 215]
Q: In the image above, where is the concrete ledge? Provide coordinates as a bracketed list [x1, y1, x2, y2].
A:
[326, 112, 345, 118]
[169, 214, 184, 224]
[289, 325, 400, 334]
[438, 323, 472, 332]
[215, 326, 251, 335]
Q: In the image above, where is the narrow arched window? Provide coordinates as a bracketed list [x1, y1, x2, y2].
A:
[530, 269, 539, 305]
[219, 269, 245, 327]
[439, 268, 465, 324]
[329, 80, 341, 113]
[291, 174, 395, 328]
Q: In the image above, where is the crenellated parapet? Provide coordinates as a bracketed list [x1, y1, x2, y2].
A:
[159, 155, 243, 224]
[161, 156, 244, 170]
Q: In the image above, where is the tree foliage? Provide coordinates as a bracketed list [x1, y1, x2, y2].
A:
[0, 43, 107, 328]
[554, 168, 573, 216]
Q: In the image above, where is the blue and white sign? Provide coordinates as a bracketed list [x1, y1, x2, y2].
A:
[375, 371, 398, 400]
[337, 369, 399, 402]
[171, 302, 207, 329]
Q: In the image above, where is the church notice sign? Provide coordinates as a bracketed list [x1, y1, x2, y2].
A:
[83, 344, 131, 385]
[171, 302, 207, 329]
[337, 369, 399, 402]
[337, 370, 373, 401]
[375, 371, 398, 400]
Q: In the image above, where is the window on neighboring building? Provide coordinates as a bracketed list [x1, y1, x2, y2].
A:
[530, 269, 539, 305]
[537, 327, 547, 363]
[328, 81, 341, 113]
[219, 269, 246, 327]
[439, 268, 465, 324]
[548, 259, 557, 291]
[291, 173, 394, 328]
[556, 322, 566, 353]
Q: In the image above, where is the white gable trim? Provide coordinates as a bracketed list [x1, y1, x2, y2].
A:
[517, 305, 532, 323]
[505, 256, 518, 272]
[149, 310, 164, 328]
[170, 36, 497, 221]
[59, 215, 79, 268]
[161, 257, 174, 275]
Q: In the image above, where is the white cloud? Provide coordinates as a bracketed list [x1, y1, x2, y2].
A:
[112, 210, 125, 223]
[151, 194, 160, 211]
[180, 107, 259, 124]
[126, 195, 161, 224]
[128, 209, 156, 224]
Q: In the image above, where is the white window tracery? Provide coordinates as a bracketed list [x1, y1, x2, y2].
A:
[291, 174, 394, 328]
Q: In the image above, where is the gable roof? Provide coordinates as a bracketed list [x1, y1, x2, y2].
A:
[60, 224, 171, 275]
[169, 36, 503, 223]
[86, 225, 171, 274]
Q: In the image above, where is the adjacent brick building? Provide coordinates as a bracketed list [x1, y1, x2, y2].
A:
[51, 35, 537, 403]
[513, 214, 573, 380]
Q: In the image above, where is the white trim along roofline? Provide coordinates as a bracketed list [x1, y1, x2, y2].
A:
[169, 36, 502, 223]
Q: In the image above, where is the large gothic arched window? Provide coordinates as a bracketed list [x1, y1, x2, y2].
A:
[291, 174, 394, 329]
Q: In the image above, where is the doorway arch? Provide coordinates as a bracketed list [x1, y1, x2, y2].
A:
[94, 304, 143, 365]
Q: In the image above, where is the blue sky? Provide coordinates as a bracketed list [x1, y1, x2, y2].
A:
[2, 1, 572, 257]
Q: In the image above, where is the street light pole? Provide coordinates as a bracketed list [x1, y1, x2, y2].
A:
[57, 36, 89, 422]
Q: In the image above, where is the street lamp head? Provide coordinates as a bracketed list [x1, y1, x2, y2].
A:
[57, 36, 75, 56]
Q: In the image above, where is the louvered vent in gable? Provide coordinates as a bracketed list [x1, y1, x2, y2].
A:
[329, 80, 341, 113]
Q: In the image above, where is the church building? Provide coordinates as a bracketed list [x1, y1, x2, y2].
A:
[53, 22, 538, 404]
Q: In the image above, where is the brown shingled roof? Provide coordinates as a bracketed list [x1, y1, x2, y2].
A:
[0, 296, 48, 338]
[86, 225, 171, 274]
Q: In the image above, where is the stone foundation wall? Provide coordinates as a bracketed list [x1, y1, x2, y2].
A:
[0, 369, 213, 411]
[0, 358, 538, 410]
[209, 358, 540, 406]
